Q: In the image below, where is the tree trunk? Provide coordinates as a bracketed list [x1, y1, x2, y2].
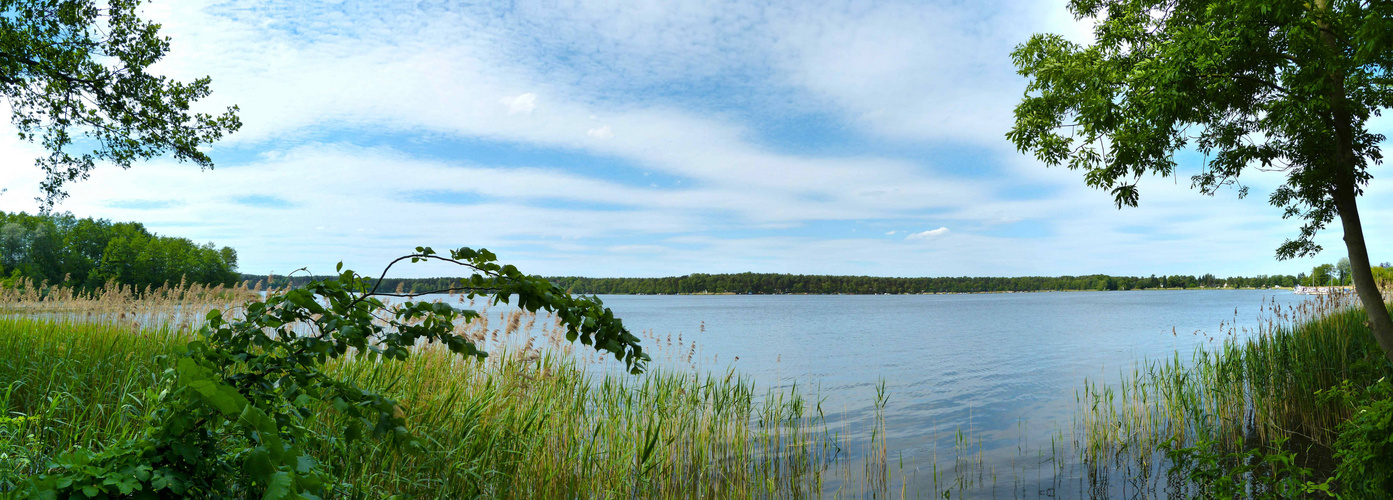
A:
[1332, 184, 1393, 364]
[1313, 0, 1393, 363]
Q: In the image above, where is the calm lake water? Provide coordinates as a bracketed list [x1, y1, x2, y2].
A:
[578, 290, 1309, 496]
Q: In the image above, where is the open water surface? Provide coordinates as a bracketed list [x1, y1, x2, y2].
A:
[577, 290, 1310, 497]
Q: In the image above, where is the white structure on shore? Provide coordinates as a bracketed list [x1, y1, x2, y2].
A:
[1293, 285, 1352, 295]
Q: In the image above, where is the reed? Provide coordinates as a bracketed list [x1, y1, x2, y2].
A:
[0, 277, 258, 332]
[0, 317, 183, 489]
[0, 283, 886, 498]
[1075, 292, 1393, 485]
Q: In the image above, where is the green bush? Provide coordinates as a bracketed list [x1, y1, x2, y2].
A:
[1161, 435, 1325, 499]
[1332, 379, 1393, 498]
[21, 246, 647, 498]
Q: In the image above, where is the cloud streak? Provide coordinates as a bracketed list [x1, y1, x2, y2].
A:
[906, 227, 949, 240]
[0, 0, 1383, 278]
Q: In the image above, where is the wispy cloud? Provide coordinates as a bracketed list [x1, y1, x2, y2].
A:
[504, 93, 537, 115]
[106, 199, 185, 210]
[231, 195, 295, 209]
[906, 227, 949, 240]
[0, 0, 1381, 278]
[586, 125, 614, 139]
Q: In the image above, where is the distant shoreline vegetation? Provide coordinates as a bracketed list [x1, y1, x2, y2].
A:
[245, 272, 1314, 296]
[1, 211, 240, 291]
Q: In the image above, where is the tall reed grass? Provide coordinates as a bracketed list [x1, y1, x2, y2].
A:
[1074, 292, 1393, 490]
[0, 277, 257, 331]
[0, 282, 895, 498]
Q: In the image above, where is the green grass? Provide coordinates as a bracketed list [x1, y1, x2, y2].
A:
[0, 317, 182, 489]
[11, 285, 1391, 497]
[1075, 294, 1393, 491]
[0, 309, 888, 498]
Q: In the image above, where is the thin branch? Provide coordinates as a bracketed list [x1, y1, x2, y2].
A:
[350, 253, 495, 310]
[0, 51, 105, 89]
[1199, 73, 1289, 93]
[371, 287, 504, 299]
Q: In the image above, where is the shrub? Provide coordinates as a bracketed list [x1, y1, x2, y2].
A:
[21, 246, 647, 498]
[1332, 379, 1393, 498]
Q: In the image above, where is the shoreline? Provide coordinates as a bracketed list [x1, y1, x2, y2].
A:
[584, 287, 1300, 296]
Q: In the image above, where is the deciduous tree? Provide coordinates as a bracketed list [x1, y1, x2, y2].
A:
[1, 0, 240, 207]
[1009, 0, 1393, 362]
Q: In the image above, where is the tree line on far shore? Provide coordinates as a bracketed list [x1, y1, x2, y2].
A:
[245, 270, 1372, 296]
[546, 273, 1314, 294]
[0, 211, 240, 291]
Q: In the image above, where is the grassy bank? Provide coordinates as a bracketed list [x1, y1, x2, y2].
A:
[0, 285, 898, 498]
[1076, 293, 1393, 496]
[14, 280, 1388, 497]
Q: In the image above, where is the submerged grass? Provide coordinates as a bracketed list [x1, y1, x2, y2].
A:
[0, 283, 893, 498]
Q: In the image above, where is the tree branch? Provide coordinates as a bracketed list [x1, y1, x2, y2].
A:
[371, 287, 503, 298]
[0, 51, 105, 89]
[1199, 73, 1289, 93]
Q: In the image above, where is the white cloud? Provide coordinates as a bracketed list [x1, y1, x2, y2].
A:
[504, 93, 537, 114]
[764, 2, 1040, 145]
[0, 0, 1379, 279]
[586, 125, 614, 139]
[906, 227, 949, 240]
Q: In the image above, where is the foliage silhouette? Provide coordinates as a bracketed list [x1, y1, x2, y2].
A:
[0, 0, 240, 207]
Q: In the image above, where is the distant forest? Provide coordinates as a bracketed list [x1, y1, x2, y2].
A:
[245, 271, 1310, 296]
[0, 211, 240, 290]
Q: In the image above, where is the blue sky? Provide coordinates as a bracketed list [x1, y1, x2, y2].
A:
[2, 0, 1391, 278]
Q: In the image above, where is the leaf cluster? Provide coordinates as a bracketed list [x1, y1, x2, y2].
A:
[1162, 435, 1329, 498]
[1330, 378, 1393, 497]
[1009, 0, 1393, 260]
[0, 0, 241, 207]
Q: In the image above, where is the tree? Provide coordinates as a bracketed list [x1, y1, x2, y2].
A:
[1313, 263, 1336, 286]
[1009, 0, 1393, 363]
[1, 0, 240, 207]
[1338, 256, 1353, 285]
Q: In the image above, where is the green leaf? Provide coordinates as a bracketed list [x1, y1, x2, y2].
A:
[295, 455, 315, 474]
[263, 472, 295, 500]
[182, 372, 249, 417]
[239, 405, 287, 460]
[243, 448, 275, 483]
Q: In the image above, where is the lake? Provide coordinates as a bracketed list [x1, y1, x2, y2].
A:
[568, 290, 1310, 496]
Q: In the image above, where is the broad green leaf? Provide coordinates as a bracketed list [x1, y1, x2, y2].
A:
[243, 448, 275, 483]
[263, 472, 295, 500]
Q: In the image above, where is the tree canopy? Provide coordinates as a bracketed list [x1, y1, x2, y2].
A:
[0, 210, 239, 289]
[1, 0, 240, 206]
[253, 272, 1311, 295]
[1010, 0, 1393, 362]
